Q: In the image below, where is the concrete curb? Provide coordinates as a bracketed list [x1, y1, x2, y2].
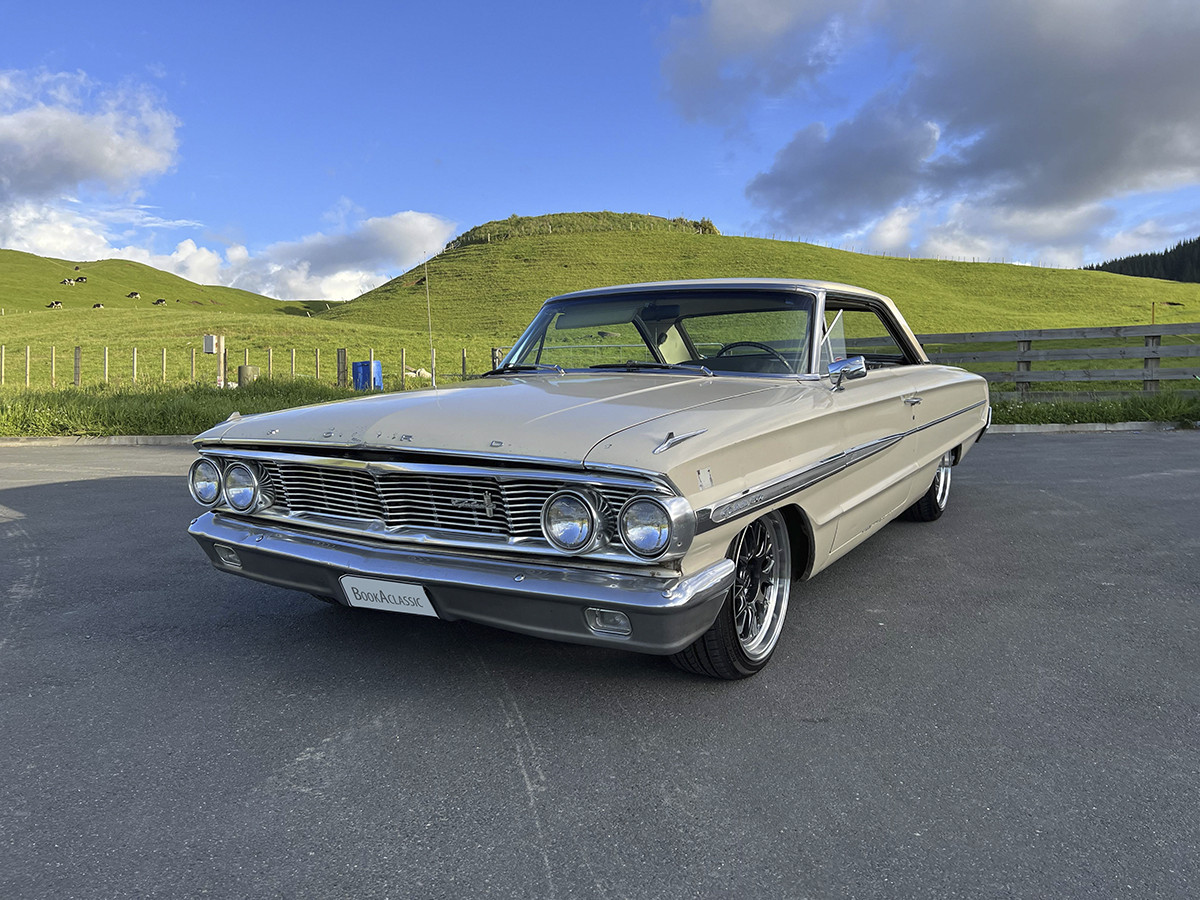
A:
[0, 435, 195, 447]
[988, 421, 1187, 435]
[2, 423, 1194, 447]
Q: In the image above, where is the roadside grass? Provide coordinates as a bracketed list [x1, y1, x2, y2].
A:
[991, 393, 1200, 427]
[2, 379, 1197, 438]
[0, 380, 360, 437]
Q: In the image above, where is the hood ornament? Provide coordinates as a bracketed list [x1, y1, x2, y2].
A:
[653, 429, 707, 455]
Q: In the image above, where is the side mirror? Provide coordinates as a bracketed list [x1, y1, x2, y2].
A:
[828, 355, 868, 391]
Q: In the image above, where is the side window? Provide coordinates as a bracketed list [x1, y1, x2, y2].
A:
[826, 307, 912, 368]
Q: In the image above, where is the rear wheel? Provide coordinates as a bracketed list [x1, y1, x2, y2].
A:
[671, 510, 792, 679]
[903, 451, 953, 522]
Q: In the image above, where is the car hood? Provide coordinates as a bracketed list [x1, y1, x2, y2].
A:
[194, 373, 793, 464]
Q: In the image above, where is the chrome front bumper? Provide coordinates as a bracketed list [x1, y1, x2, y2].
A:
[188, 512, 735, 655]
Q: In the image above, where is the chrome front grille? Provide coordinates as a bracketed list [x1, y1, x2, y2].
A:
[256, 459, 642, 540]
[262, 462, 385, 520]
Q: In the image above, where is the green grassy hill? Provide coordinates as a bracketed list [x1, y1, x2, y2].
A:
[0, 248, 317, 315]
[324, 214, 1200, 338]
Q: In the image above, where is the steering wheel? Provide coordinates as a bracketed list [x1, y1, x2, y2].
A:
[714, 341, 792, 370]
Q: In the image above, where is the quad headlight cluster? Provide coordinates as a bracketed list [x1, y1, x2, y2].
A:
[540, 489, 692, 561]
[188, 457, 267, 513]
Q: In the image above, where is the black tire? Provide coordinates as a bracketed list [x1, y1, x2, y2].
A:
[671, 510, 792, 679]
[903, 452, 952, 522]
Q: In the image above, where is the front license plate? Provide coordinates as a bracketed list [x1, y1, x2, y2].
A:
[339, 575, 439, 618]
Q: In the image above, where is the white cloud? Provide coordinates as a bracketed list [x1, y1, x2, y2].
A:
[0, 70, 178, 202]
[866, 206, 918, 253]
[0, 69, 456, 301]
[665, 0, 1200, 263]
[218, 210, 458, 300]
[0, 201, 455, 301]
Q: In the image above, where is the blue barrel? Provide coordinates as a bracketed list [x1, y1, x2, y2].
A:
[352, 360, 383, 390]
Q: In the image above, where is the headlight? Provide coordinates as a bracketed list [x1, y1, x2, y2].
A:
[222, 462, 260, 512]
[619, 497, 673, 559]
[541, 490, 603, 553]
[188, 458, 222, 506]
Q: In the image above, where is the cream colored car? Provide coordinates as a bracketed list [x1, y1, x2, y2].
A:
[187, 279, 989, 678]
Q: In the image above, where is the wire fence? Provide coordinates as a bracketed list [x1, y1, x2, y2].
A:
[0, 343, 507, 392]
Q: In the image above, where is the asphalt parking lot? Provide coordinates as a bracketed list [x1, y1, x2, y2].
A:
[1, 433, 1197, 899]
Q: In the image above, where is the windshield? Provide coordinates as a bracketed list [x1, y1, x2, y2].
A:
[503, 290, 815, 376]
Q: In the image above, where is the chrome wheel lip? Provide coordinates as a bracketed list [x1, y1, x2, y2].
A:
[731, 511, 791, 662]
[933, 452, 953, 510]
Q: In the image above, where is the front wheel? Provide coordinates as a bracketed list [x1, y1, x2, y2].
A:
[671, 510, 792, 679]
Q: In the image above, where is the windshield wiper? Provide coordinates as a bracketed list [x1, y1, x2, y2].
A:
[481, 362, 565, 377]
[588, 361, 714, 375]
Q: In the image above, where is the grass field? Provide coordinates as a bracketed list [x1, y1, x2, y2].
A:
[2, 212, 1199, 432]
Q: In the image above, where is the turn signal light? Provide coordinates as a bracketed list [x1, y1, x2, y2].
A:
[585, 608, 632, 636]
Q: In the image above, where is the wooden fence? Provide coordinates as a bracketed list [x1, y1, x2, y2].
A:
[917, 322, 1200, 401]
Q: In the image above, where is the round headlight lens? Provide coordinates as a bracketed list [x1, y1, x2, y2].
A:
[619, 498, 672, 559]
[223, 462, 260, 512]
[542, 491, 596, 553]
[189, 458, 222, 506]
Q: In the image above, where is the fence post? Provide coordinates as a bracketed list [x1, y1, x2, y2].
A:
[268, 348, 273, 378]
[132, 347, 137, 383]
[462, 348, 467, 379]
[1016, 339, 1031, 396]
[74, 346, 82, 386]
[244, 349, 249, 367]
[191, 347, 196, 382]
[431, 348, 437, 388]
[401, 349, 406, 390]
[337, 348, 347, 387]
[1144, 334, 1161, 393]
[1, 344, 4, 385]
[162, 348, 167, 383]
[217, 335, 225, 387]
[26, 346, 31, 387]
[104, 347, 109, 384]
[315, 348, 320, 381]
[51, 346, 56, 387]
[291, 348, 296, 377]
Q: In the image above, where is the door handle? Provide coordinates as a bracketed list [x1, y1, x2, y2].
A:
[903, 397, 922, 406]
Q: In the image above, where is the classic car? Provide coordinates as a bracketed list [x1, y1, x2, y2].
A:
[187, 278, 989, 678]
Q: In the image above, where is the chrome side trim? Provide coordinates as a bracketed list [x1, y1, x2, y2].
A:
[700, 433, 903, 531]
[695, 399, 986, 532]
[910, 400, 987, 437]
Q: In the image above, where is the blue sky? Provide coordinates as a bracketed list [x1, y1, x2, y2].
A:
[3, 0, 1200, 300]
